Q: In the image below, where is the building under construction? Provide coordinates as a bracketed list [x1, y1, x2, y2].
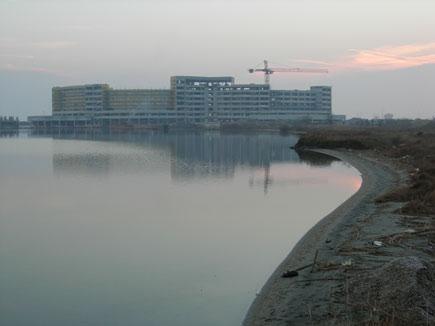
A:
[28, 76, 333, 128]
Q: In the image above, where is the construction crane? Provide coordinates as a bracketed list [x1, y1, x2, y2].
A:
[248, 60, 328, 86]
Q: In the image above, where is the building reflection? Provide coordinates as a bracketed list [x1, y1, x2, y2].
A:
[53, 153, 111, 177]
[40, 130, 339, 182]
[168, 133, 299, 182]
[0, 130, 19, 138]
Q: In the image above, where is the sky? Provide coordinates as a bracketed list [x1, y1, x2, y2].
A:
[1, 0, 435, 120]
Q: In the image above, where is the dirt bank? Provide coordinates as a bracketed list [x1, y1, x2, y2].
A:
[244, 148, 435, 325]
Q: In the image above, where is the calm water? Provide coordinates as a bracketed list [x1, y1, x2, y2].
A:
[0, 130, 361, 326]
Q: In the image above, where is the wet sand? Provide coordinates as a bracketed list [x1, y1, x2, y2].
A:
[244, 149, 412, 325]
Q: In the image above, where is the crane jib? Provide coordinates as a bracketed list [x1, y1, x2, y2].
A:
[248, 60, 328, 85]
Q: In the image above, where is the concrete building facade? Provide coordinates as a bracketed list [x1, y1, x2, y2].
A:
[29, 76, 333, 128]
[170, 76, 331, 123]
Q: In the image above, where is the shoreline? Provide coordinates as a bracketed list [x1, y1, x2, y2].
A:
[244, 149, 403, 325]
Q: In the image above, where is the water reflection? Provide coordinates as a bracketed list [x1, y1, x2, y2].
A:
[53, 153, 111, 176]
[45, 130, 339, 184]
[0, 130, 19, 137]
[0, 130, 361, 326]
[296, 149, 340, 166]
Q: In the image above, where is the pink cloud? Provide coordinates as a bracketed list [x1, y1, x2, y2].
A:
[0, 54, 34, 59]
[345, 43, 435, 70]
[290, 42, 435, 73]
[31, 41, 76, 49]
[0, 37, 76, 49]
[64, 24, 106, 31]
[291, 59, 332, 66]
[2, 63, 70, 76]
[347, 50, 411, 70]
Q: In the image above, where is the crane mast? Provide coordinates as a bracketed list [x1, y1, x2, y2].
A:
[248, 60, 328, 86]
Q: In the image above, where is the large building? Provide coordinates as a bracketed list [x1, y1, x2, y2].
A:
[29, 76, 333, 128]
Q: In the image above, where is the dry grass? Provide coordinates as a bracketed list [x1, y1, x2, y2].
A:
[376, 186, 411, 203]
[295, 121, 435, 216]
[345, 257, 435, 326]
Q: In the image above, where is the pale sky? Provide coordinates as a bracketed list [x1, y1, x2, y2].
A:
[1, 0, 435, 119]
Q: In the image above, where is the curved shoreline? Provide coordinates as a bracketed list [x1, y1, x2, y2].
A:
[244, 149, 400, 325]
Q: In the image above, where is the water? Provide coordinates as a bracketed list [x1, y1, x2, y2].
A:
[0, 130, 361, 326]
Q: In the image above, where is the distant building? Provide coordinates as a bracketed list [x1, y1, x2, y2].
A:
[331, 114, 346, 123]
[172, 76, 331, 123]
[28, 76, 332, 128]
[345, 118, 370, 125]
[52, 84, 110, 112]
[0, 116, 19, 130]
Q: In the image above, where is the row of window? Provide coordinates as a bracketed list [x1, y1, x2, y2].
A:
[59, 93, 86, 97]
[58, 88, 86, 92]
[109, 98, 172, 102]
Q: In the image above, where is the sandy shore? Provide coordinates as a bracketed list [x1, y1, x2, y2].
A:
[244, 149, 414, 325]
